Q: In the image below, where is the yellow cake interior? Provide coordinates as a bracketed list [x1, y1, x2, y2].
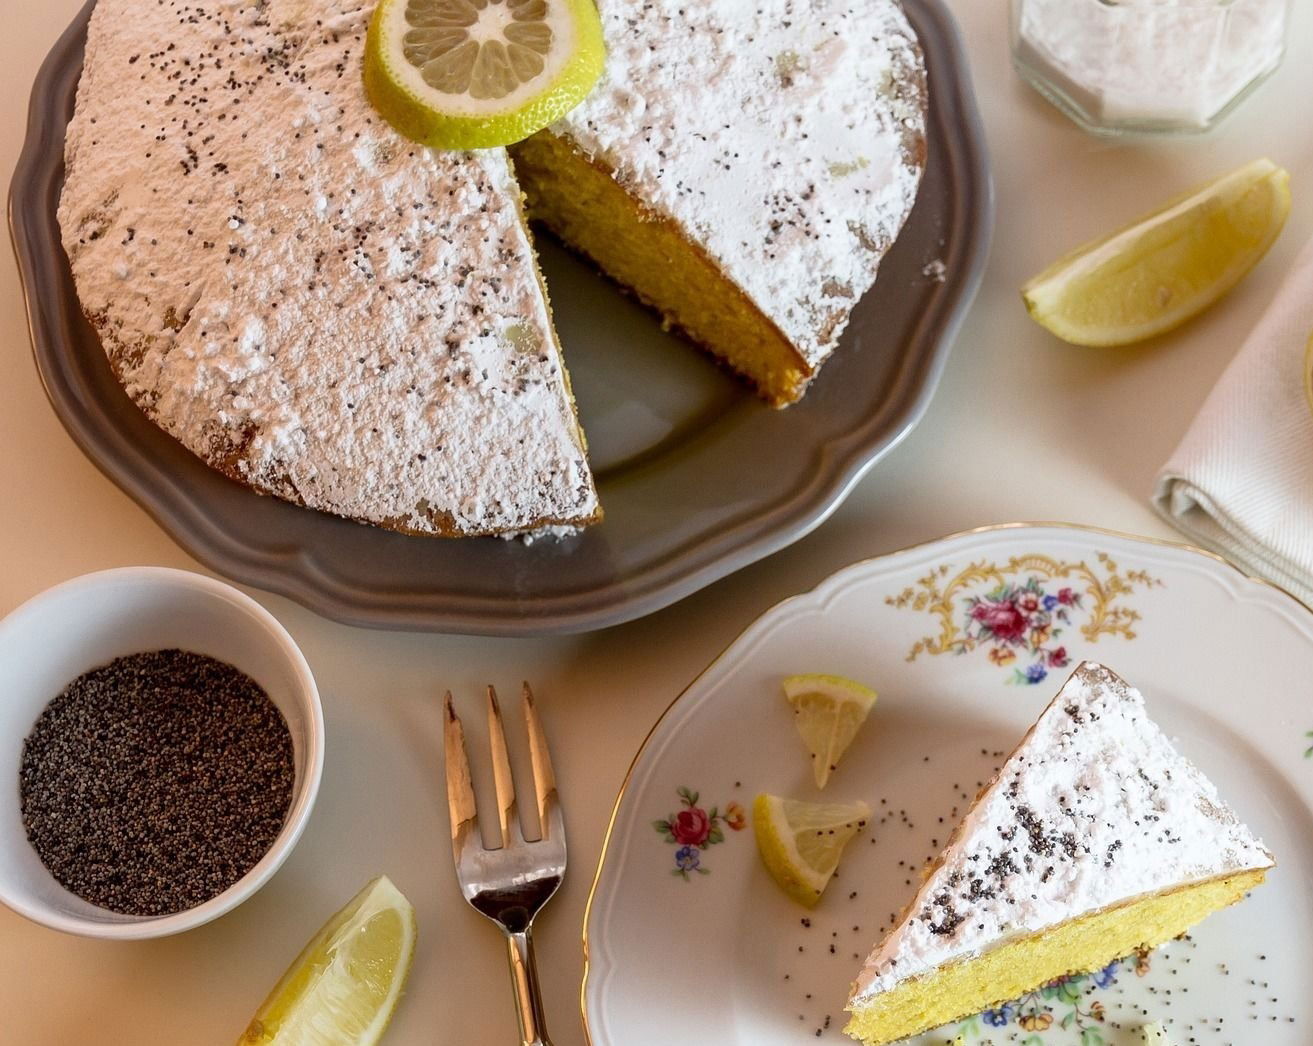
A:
[510, 130, 815, 408]
[845, 868, 1267, 1045]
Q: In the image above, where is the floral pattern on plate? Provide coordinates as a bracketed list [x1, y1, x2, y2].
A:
[653, 786, 746, 879]
[956, 952, 1150, 1044]
[886, 552, 1162, 684]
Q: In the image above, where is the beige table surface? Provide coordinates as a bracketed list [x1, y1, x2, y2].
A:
[3, 3, 1313, 1043]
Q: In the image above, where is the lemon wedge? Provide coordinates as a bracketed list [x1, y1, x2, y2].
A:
[752, 794, 870, 908]
[364, 0, 605, 150]
[783, 673, 878, 789]
[237, 876, 417, 1046]
[1022, 158, 1290, 347]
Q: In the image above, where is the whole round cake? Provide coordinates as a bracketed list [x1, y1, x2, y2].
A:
[59, 0, 927, 537]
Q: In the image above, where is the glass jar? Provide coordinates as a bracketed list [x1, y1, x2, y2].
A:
[1010, 0, 1290, 136]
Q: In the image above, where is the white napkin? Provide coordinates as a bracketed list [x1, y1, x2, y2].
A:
[1153, 233, 1313, 607]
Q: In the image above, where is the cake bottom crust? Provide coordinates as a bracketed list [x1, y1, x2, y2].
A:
[844, 868, 1268, 1045]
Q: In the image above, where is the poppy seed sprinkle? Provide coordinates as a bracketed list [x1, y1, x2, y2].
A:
[18, 649, 294, 917]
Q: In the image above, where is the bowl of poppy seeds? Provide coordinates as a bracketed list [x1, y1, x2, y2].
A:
[0, 567, 322, 938]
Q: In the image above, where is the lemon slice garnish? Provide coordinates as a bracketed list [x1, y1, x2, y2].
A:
[237, 876, 417, 1046]
[1022, 158, 1290, 347]
[783, 673, 878, 789]
[752, 794, 870, 908]
[365, 0, 605, 150]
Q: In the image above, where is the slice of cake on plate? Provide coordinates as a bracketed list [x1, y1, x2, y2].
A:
[512, 0, 927, 407]
[845, 661, 1273, 1045]
[59, 0, 598, 537]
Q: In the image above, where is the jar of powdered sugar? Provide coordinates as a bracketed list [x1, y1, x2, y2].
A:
[1011, 0, 1289, 135]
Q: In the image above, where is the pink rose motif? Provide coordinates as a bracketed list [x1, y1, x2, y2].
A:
[1048, 646, 1069, 668]
[656, 787, 740, 879]
[1018, 593, 1040, 613]
[973, 600, 1028, 644]
[671, 807, 711, 846]
[1056, 587, 1075, 606]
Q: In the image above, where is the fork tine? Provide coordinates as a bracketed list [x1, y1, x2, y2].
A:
[522, 682, 561, 841]
[486, 685, 519, 848]
[442, 692, 478, 858]
[444, 685, 564, 1044]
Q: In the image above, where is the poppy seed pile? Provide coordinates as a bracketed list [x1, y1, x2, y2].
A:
[18, 649, 294, 917]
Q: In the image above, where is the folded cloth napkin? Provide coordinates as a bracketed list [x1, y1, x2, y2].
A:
[1153, 233, 1313, 608]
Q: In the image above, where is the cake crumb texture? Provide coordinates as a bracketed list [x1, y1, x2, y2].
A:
[844, 868, 1266, 1044]
[851, 661, 1273, 1005]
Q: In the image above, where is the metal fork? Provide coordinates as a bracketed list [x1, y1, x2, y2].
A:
[443, 684, 566, 1046]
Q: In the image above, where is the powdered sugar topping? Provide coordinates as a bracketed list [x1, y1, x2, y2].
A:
[851, 662, 1274, 1001]
[59, 0, 597, 536]
[554, 0, 926, 373]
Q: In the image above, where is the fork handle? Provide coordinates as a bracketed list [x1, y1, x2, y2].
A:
[504, 928, 553, 1046]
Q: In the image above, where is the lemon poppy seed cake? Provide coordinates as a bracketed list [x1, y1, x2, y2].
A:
[59, 0, 927, 534]
[516, 0, 928, 406]
[59, 0, 598, 537]
[845, 662, 1273, 1045]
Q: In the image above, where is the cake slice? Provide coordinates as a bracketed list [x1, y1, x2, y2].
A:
[512, 0, 928, 407]
[59, 0, 598, 537]
[845, 662, 1273, 1045]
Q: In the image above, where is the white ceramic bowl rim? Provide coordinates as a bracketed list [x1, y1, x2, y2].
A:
[0, 566, 324, 939]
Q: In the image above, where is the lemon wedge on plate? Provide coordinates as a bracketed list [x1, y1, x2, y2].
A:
[752, 794, 870, 908]
[1022, 158, 1290, 347]
[237, 876, 417, 1046]
[783, 673, 878, 789]
[365, 0, 605, 150]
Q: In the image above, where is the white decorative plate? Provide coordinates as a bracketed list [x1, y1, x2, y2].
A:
[582, 525, 1313, 1045]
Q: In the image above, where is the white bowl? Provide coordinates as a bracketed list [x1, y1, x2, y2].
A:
[0, 567, 323, 939]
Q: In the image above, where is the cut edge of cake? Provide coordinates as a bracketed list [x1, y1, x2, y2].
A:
[844, 868, 1266, 1044]
[523, 0, 930, 409]
[511, 131, 817, 408]
[844, 661, 1274, 1046]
